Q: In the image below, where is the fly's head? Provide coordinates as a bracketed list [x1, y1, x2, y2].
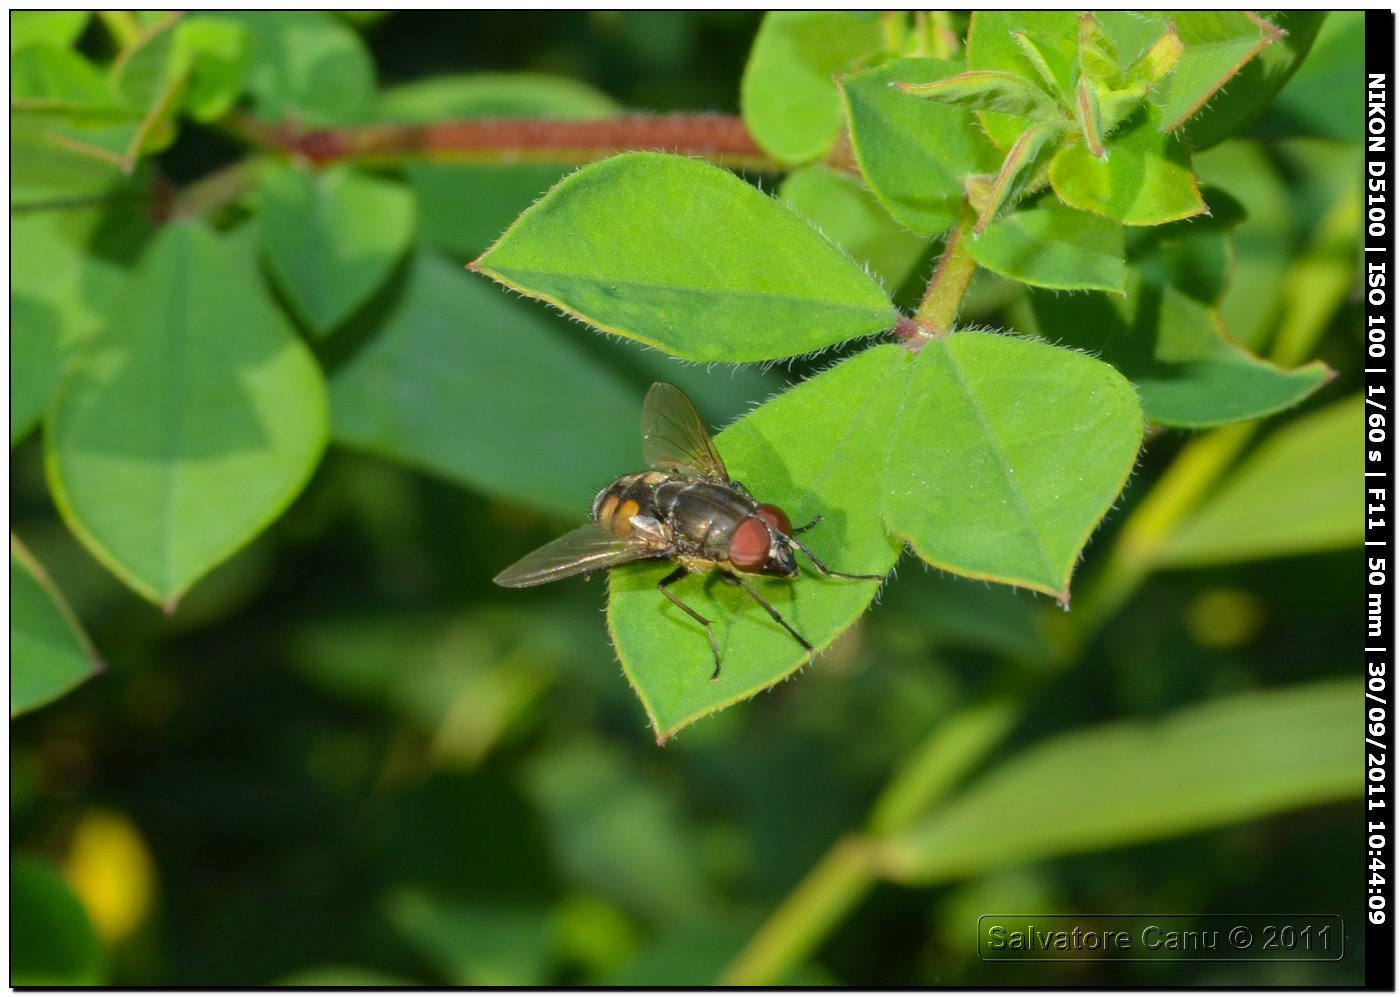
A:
[728, 503, 799, 578]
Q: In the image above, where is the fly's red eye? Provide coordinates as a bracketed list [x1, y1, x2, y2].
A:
[728, 517, 772, 572]
[754, 503, 792, 537]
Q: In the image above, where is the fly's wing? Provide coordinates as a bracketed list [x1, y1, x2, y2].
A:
[641, 382, 728, 480]
[493, 522, 659, 587]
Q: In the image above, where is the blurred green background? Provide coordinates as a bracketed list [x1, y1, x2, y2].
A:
[12, 10, 1366, 986]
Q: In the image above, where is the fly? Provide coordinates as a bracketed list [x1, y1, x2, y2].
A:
[493, 383, 881, 680]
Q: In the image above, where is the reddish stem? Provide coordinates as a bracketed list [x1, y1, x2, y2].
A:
[227, 111, 783, 171]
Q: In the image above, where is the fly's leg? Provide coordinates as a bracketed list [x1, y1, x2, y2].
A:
[724, 572, 815, 659]
[658, 566, 723, 681]
[788, 532, 884, 581]
[792, 513, 822, 534]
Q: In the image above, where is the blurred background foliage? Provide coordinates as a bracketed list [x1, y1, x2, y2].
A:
[11, 10, 1366, 986]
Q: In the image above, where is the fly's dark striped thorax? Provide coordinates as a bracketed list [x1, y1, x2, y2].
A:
[654, 477, 757, 560]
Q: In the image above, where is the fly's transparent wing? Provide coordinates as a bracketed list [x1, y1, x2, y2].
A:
[493, 522, 659, 587]
[641, 382, 728, 480]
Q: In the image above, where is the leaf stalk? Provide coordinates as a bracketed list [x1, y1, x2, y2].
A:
[909, 215, 978, 342]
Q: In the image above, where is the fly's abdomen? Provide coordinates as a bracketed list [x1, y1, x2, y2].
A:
[593, 472, 668, 538]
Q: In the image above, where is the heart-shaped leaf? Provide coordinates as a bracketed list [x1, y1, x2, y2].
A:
[205, 10, 375, 126]
[609, 345, 908, 742]
[258, 162, 416, 335]
[12, 535, 102, 716]
[45, 222, 328, 607]
[472, 153, 895, 362]
[969, 202, 1125, 292]
[11, 194, 153, 446]
[740, 11, 886, 164]
[884, 331, 1143, 601]
[330, 251, 641, 517]
[840, 56, 1001, 236]
[1011, 191, 1332, 427]
[1158, 11, 1284, 133]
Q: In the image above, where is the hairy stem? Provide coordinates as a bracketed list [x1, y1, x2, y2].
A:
[908, 216, 979, 343]
[222, 110, 784, 171]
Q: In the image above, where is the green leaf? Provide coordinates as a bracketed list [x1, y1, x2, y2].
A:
[330, 251, 640, 517]
[8, 39, 147, 175]
[1181, 10, 1321, 147]
[840, 56, 1000, 236]
[1013, 193, 1331, 427]
[778, 164, 929, 293]
[885, 332, 1143, 600]
[472, 153, 894, 363]
[965, 11, 1081, 148]
[1076, 14, 1122, 88]
[257, 163, 416, 335]
[898, 70, 1062, 119]
[875, 681, 1359, 883]
[387, 890, 552, 986]
[740, 11, 886, 164]
[10, 117, 130, 206]
[107, 13, 185, 160]
[1050, 102, 1204, 226]
[11, 195, 153, 446]
[1257, 12, 1363, 142]
[10, 42, 114, 111]
[46, 222, 328, 607]
[972, 122, 1060, 234]
[378, 72, 619, 121]
[11, 11, 90, 51]
[1160, 396, 1363, 566]
[610, 346, 907, 741]
[206, 10, 374, 126]
[172, 16, 250, 122]
[1124, 22, 1183, 92]
[12, 854, 105, 986]
[12, 535, 102, 716]
[1160, 12, 1290, 136]
[1012, 29, 1079, 100]
[1074, 78, 1105, 157]
[522, 739, 712, 915]
[969, 202, 1125, 292]
[378, 73, 618, 260]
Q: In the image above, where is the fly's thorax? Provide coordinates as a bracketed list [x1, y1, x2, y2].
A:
[655, 478, 758, 561]
[592, 472, 669, 539]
